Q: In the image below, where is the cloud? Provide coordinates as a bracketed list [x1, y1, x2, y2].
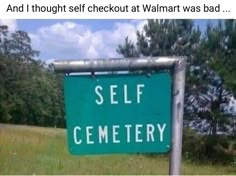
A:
[29, 20, 147, 61]
[0, 19, 17, 31]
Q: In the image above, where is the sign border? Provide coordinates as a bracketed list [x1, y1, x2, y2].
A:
[64, 72, 172, 155]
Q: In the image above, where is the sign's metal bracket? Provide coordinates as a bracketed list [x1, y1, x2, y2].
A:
[145, 57, 153, 78]
[91, 71, 96, 80]
[53, 57, 182, 73]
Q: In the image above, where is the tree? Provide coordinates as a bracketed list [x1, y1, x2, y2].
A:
[117, 19, 235, 135]
[0, 25, 39, 123]
[0, 25, 65, 127]
[190, 20, 236, 135]
[117, 37, 139, 58]
[203, 20, 236, 94]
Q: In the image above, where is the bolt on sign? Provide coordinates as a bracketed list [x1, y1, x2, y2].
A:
[64, 72, 171, 155]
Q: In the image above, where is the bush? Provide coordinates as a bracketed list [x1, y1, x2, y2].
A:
[182, 128, 206, 161]
[182, 128, 236, 164]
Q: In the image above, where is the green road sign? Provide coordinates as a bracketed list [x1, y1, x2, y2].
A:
[64, 72, 171, 155]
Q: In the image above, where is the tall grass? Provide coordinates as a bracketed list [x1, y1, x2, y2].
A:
[0, 124, 235, 175]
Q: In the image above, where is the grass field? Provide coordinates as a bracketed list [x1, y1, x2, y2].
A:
[0, 124, 235, 175]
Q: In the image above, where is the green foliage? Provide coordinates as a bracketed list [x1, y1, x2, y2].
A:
[203, 20, 236, 95]
[183, 128, 236, 164]
[0, 25, 65, 127]
[188, 20, 236, 135]
[117, 20, 201, 58]
[117, 37, 139, 58]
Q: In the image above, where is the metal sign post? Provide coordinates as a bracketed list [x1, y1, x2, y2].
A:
[53, 57, 186, 175]
[169, 58, 186, 175]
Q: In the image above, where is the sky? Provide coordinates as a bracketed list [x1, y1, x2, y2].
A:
[0, 19, 215, 63]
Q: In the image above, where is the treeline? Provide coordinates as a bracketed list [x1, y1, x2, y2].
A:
[0, 25, 65, 127]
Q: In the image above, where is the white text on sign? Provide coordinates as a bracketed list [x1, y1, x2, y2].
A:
[95, 84, 145, 105]
[73, 123, 166, 145]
